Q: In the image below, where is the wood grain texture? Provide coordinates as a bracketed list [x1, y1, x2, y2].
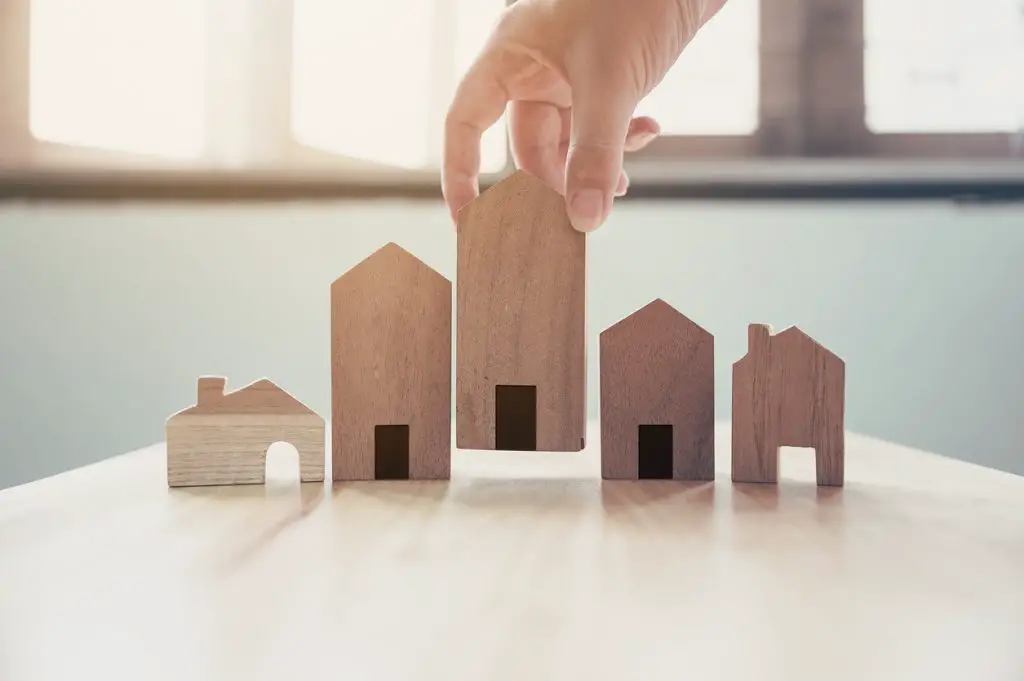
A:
[5, 420, 1024, 681]
[599, 299, 715, 480]
[331, 242, 452, 481]
[165, 377, 325, 487]
[456, 169, 586, 451]
[732, 323, 845, 486]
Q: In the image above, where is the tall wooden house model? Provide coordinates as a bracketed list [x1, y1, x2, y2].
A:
[331, 243, 452, 481]
[455, 170, 586, 452]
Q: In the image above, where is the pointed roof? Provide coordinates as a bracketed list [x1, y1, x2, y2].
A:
[169, 378, 319, 418]
[601, 298, 711, 340]
[737, 323, 842, 365]
[457, 169, 563, 234]
[331, 241, 448, 291]
[773, 325, 838, 358]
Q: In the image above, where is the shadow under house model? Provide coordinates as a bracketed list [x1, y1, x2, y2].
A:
[165, 377, 326, 487]
[732, 323, 845, 487]
[331, 242, 452, 481]
[456, 169, 586, 452]
[600, 299, 715, 481]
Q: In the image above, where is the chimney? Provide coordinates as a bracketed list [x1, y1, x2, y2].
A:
[197, 376, 226, 405]
[748, 323, 771, 353]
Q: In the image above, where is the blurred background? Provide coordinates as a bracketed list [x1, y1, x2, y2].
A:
[1, 0, 1023, 489]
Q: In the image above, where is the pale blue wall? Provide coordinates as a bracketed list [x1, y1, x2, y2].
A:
[1, 197, 1023, 488]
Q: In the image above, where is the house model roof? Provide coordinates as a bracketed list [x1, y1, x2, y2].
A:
[738, 323, 842, 364]
[456, 169, 563, 235]
[601, 298, 711, 340]
[770, 325, 837, 357]
[169, 378, 319, 418]
[331, 242, 447, 290]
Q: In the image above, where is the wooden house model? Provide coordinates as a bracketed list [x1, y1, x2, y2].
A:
[166, 376, 325, 487]
[732, 323, 845, 486]
[599, 299, 715, 480]
[456, 169, 586, 452]
[331, 242, 452, 481]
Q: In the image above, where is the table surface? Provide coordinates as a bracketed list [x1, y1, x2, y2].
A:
[1, 420, 1023, 681]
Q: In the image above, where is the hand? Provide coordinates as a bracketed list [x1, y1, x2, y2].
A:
[442, 0, 729, 232]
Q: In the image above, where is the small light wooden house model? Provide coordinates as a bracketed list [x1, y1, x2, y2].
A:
[456, 169, 586, 452]
[599, 299, 715, 481]
[166, 376, 325, 487]
[732, 323, 845, 487]
[331, 242, 452, 481]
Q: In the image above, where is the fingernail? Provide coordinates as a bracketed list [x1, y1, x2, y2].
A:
[568, 189, 606, 232]
[636, 131, 658, 146]
[614, 176, 629, 197]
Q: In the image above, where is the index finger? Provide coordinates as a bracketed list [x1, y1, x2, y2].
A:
[443, 55, 510, 226]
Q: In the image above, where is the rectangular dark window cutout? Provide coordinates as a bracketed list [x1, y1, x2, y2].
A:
[638, 424, 673, 480]
[374, 425, 410, 480]
[495, 385, 537, 451]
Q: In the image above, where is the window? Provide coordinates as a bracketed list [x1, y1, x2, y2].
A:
[291, 0, 508, 172]
[454, 0, 508, 173]
[634, 0, 759, 135]
[865, 0, 1024, 134]
[5, 0, 1023, 192]
[23, 0, 508, 172]
[291, 0, 437, 168]
[28, 0, 206, 159]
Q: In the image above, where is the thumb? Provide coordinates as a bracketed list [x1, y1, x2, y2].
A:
[564, 66, 639, 233]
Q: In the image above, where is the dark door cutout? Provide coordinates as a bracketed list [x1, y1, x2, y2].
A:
[638, 424, 673, 480]
[495, 385, 537, 451]
[374, 425, 410, 480]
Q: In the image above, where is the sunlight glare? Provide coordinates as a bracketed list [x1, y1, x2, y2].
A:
[865, 0, 1024, 133]
[291, 0, 435, 168]
[29, 0, 206, 159]
[292, 0, 507, 172]
[634, 0, 759, 135]
[455, 0, 508, 173]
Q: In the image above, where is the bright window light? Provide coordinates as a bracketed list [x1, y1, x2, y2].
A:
[291, 0, 435, 169]
[455, 0, 508, 173]
[292, 0, 508, 173]
[865, 0, 1024, 133]
[28, 0, 206, 159]
[634, 0, 759, 136]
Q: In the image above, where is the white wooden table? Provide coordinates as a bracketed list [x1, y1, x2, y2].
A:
[2, 421, 1023, 680]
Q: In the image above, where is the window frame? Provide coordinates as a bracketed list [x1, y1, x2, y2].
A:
[2, 0, 1023, 201]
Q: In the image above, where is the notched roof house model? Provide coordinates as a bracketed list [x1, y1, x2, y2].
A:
[600, 298, 715, 481]
[455, 169, 586, 452]
[331, 242, 452, 481]
[165, 376, 325, 487]
[732, 323, 845, 487]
